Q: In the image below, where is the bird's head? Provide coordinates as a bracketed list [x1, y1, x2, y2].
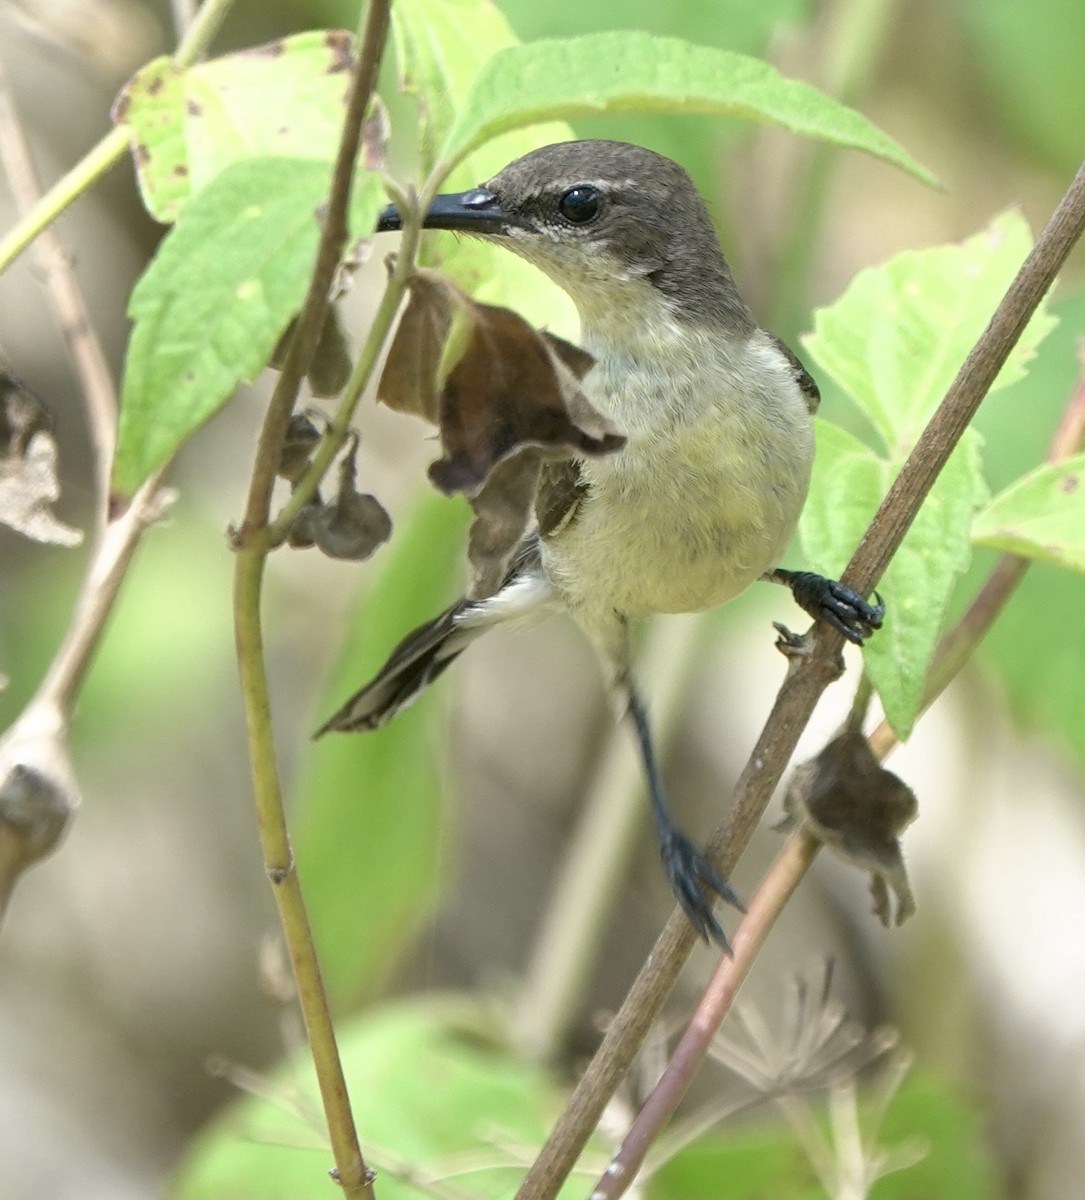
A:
[378, 140, 752, 337]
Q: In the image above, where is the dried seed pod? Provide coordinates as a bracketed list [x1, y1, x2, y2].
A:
[277, 413, 322, 484]
[307, 306, 353, 398]
[779, 725, 918, 926]
[312, 447, 391, 561]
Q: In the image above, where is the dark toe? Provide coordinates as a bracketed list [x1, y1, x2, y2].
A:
[660, 832, 743, 949]
[786, 572, 884, 645]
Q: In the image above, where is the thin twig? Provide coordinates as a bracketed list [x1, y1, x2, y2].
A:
[0, 0, 236, 276]
[34, 467, 171, 718]
[0, 41, 172, 719]
[589, 831, 820, 1199]
[0, 0, 238, 925]
[170, 0, 199, 44]
[601, 329, 1085, 1193]
[231, 3, 392, 1197]
[0, 50, 117, 497]
[869, 340, 1085, 759]
[234, 0, 391, 545]
[515, 156, 1085, 1200]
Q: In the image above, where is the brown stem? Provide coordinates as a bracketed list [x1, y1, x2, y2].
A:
[590, 832, 821, 1199]
[0, 50, 117, 503]
[0, 49, 170, 722]
[869, 341, 1085, 760]
[516, 156, 1085, 1200]
[840, 161, 1085, 599]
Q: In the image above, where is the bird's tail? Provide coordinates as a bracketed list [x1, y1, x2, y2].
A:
[316, 537, 553, 736]
[315, 600, 483, 734]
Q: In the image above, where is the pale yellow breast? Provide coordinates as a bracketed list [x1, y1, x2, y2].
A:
[542, 329, 815, 619]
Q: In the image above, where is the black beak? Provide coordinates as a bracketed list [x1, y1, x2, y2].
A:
[376, 187, 506, 234]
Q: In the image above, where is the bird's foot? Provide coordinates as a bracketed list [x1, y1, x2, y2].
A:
[659, 830, 744, 949]
[778, 570, 884, 645]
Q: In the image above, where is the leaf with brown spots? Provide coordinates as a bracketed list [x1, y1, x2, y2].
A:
[113, 30, 387, 223]
[973, 452, 1085, 574]
[378, 269, 623, 596]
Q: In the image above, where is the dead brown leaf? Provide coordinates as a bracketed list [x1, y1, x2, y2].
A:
[378, 270, 624, 596]
[465, 450, 543, 599]
[0, 373, 83, 547]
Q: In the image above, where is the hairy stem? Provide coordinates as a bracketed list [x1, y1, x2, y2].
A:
[265, 175, 428, 545]
[515, 155, 1085, 1200]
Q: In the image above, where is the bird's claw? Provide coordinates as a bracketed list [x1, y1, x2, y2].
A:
[785, 572, 884, 645]
[660, 831, 744, 950]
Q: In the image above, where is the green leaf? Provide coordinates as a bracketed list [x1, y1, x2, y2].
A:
[390, 0, 519, 175]
[172, 997, 605, 1199]
[798, 213, 1061, 738]
[972, 454, 1085, 572]
[968, 289, 1085, 770]
[390, 0, 577, 336]
[437, 31, 938, 187]
[293, 490, 468, 1007]
[800, 423, 987, 739]
[806, 211, 1058, 454]
[113, 31, 365, 223]
[113, 157, 381, 500]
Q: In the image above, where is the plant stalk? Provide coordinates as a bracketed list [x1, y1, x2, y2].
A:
[230, 2, 392, 1194]
[515, 153, 1085, 1200]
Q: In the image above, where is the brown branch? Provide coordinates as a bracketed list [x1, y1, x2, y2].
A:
[590, 831, 821, 1199]
[841, 163, 1085, 598]
[0, 49, 177, 725]
[516, 156, 1085, 1200]
[0, 49, 117, 501]
[869, 340, 1085, 759]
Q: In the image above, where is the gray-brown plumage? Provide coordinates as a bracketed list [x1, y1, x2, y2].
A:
[320, 141, 882, 945]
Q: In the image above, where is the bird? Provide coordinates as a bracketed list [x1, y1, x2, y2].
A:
[317, 140, 882, 946]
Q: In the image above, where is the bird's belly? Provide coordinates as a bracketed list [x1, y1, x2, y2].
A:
[544, 419, 812, 618]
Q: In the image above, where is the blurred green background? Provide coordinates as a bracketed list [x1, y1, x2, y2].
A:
[2, 0, 1085, 1197]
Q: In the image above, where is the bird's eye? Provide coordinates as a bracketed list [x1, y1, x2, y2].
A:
[558, 185, 601, 224]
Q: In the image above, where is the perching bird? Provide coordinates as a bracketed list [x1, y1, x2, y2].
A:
[318, 140, 882, 945]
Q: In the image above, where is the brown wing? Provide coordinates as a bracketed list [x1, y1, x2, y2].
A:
[536, 458, 589, 538]
[767, 332, 820, 414]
